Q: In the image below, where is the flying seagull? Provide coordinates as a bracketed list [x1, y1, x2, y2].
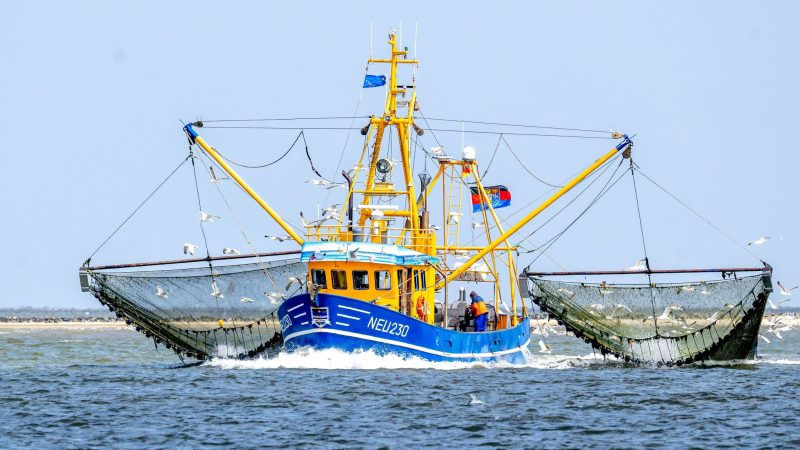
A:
[624, 259, 647, 272]
[285, 276, 303, 291]
[467, 394, 484, 406]
[658, 303, 684, 321]
[222, 247, 240, 255]
[240, 296, 255, 303]
[778, 281, 798, 296]
[538, 338, 551, 354]
[265, 234, 292, 242]
[155, 285, 168, 298]
[210, 280, 224, 299]
[747, 236, 770, 246]
[768, 298, 790, 310]
[209, 166, 229, 184]
[558, 288, 576, 299]
[305, 179, 332, 186]
[472, 221, 485, 229]
[447, 212, 461, 225]
[347, 247, 361, 261]
[200, 211, 220, 222]
[758, 334, 771, 344]
[183, 243, 198, 256]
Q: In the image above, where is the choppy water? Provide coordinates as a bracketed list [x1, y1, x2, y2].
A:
[1, 323, 799, 449]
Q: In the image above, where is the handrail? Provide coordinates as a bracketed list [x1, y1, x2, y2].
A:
[523, 266, 769, 277]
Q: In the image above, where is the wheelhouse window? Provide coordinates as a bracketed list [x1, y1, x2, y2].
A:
[311, 269, 327, 289]
[375, 270, 391, 290]
[420, 270, 427, 290]
[353, 270, 369, 290]
[413, 270, 420, 291]
[331, 270, 348, 290]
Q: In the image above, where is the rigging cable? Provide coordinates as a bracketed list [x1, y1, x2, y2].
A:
[633, 168, 763, 263]
[199, 116, 369, 123]
[481, 134, 503, 179]
[501, 134, 563, 188]
[420, 117, 610, 134]
[84, 154, 191, 265]
[201, 125, 613, 139]
[523, 156, 627, 266]
[629, 160, 661, 337]
[213, 131, 303, 169]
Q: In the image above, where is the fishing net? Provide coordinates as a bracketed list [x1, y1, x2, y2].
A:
[83, 258, 306, 361]
[524, 271, 772, 366]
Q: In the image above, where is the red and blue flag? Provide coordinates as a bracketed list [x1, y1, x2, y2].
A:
[470, 185, 511, 212]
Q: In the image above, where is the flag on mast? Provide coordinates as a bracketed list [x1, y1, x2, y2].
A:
[470, 185, 511, 212]
[363, 74, 387, 88]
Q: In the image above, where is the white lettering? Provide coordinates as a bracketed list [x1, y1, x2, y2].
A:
[366, 317, 410, 337]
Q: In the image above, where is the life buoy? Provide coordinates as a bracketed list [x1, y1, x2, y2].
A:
[416, 296, 428, 322]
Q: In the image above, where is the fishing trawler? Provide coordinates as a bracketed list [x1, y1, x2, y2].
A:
[79, 30, 772, 366]
[174, 32, 639, 363]
[78, 29, 638, 363]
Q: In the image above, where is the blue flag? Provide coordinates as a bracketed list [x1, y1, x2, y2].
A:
[363, 74, 387, 88]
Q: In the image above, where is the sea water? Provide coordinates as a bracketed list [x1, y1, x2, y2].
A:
[1, 321, 799, 449]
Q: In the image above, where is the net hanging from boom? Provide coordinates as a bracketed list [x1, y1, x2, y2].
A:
[523, 269, 772, 366]
[83, 257, 306, 361]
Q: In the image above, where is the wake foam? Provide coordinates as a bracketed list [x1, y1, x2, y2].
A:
[205, 347, 614, 370]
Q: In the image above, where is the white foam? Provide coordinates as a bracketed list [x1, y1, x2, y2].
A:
[207, 347, 546, 371]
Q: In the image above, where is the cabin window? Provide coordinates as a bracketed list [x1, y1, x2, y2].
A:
[375, 271, 391, 290]
[331, 270, 348, 290]
[352, 270, 369, 290]
[420, 270, 427, 290]
[413, 270, 420, 291]
[311, 269, 327, 288]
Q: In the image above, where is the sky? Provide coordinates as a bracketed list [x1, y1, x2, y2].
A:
[0, 1, 798, 308]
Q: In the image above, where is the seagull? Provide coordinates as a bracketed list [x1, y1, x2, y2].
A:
[723, 303, 737, 309]
[183, 243, 198, 256]
[658, 303, 684, 321]
[599, 286, 614, 296]
[222, 247, 241, 255]
[538, 338, 551, 353]
[155, 285, 168, 298]
[285, 276, 303, 291]
[210, 280, 224, 299]
[758, 334, 771, 344]
[472, 221, 485, 229]
[430, 146, 445, 156]
[768, 298, 790, 310]
[767, 326, 784, 341]
[747, 236, 770, 246]
[326, 182, 348, 190]
[321, 205, 341, 215]
[558, 288, 576, 299]
[447, 212, 461, 224]
[209, 166, 229, 184]
[778, 281, 798, 296]
[607, 304, 634, 318]
[265, 234, 292, 242]
[467, 394, 484, 406]
[300, 212, 326, 229]
[430, 225, 441, 231]
[677, 285, 696, 294]
[347, 247, 361, 261]
[266, 291, 287, 301]
[200, 211, 220, 222]
[305, 179, 332, 186]
[624, 259, 647, 272]
[589, 303, 605, 310]
[240, 296, 255, 303]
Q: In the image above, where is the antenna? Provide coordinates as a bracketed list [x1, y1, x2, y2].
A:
[413, 21, 419, 83]
[369, 18, 373, 59]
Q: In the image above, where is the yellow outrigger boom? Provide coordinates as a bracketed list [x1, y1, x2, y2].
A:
[183, 124, 305, 246]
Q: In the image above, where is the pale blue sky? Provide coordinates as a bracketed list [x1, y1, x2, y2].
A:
[1, 1, 797, 308]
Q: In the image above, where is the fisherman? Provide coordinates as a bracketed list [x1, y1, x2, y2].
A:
[469, 291, 489, 332]
[459, 304, 474, 331]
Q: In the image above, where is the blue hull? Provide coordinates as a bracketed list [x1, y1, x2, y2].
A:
[277, 293, 531, 363]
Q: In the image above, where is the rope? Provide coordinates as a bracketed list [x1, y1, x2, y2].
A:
[84, 154, 190, 264]
[200, 116, 369, 123]
[501, 135, 563, 188]
[214, 131, 303, 169]
[629, 161, 661, 336]
[189, 150, 222, 322]
[481, 134, 503, 179]
[633, 168, 763, 263]
[421, 117, 610, 134]
[302, 130, 332, 182]
[201, 125, 614, 139]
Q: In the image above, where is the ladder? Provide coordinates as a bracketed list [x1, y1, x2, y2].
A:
[444, 165, 464, 248]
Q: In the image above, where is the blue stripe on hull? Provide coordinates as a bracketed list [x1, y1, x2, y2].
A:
[278, 293, 531, 364]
